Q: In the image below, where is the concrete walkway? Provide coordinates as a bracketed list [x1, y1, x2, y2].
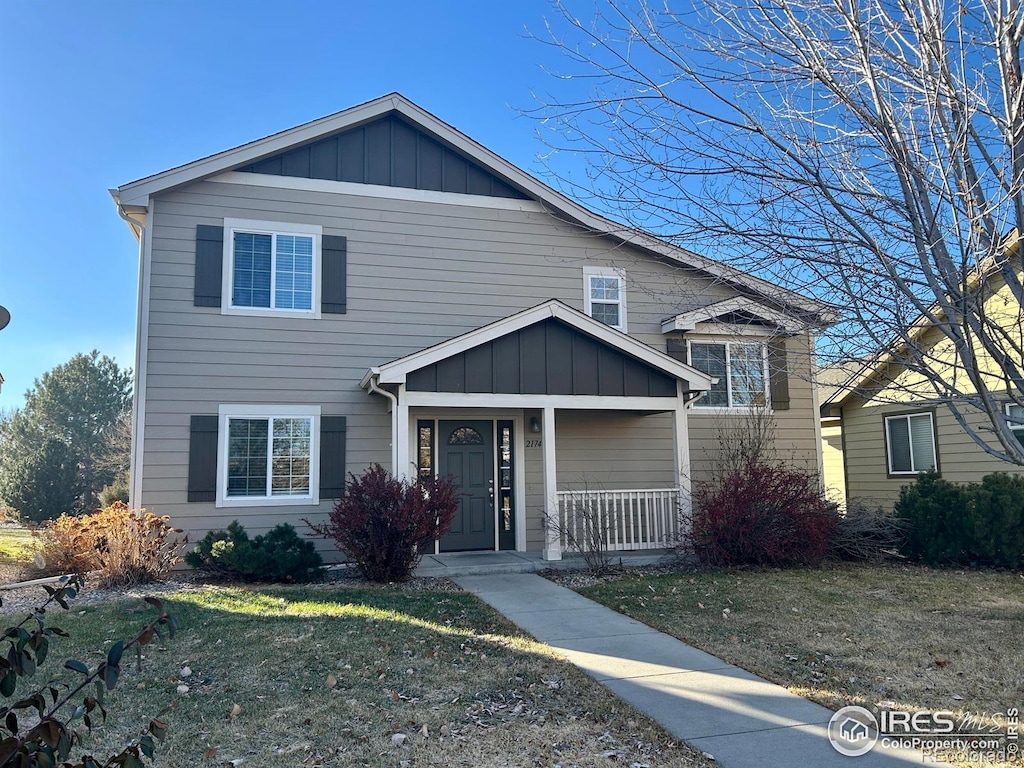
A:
[455, 573, 935, 768]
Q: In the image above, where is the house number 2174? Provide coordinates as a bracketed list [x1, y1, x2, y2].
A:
[525, 439, 542, 448]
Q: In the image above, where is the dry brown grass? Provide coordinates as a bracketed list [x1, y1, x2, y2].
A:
[2, 582, 714, 767]
[576, 562, 1024, 768]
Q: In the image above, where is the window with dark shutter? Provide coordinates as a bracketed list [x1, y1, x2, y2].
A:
[666, 338, 687, 363]
[187, 415, 219, 501]
[321, 235, 347, 314]
[194, 226, 224, 307]
[319, 416, 348, 498]
[767, 338, 791, 411]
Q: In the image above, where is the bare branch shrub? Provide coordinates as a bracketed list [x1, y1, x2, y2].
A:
[830, 500, 909, 562]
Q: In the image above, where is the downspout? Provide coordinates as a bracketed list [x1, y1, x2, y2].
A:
[365, 371, 400, 473]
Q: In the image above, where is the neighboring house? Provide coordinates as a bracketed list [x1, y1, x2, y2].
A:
[821, 266, 1024, 510]
[111, 93, 833, 561]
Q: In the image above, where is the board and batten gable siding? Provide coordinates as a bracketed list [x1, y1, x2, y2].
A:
[140, 176, 822, 549]
[841, 395, 1024, 509]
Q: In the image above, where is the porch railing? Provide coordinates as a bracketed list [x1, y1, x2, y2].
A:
[555, 488, 681, 551]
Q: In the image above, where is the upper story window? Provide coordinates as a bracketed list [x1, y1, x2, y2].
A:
[689, 340, 768, 408]
[217, 404, 320, 507]
[1007, 403, 1024, 447]
[222, 219, 322, 318]
[583, 267, 627, 331]
[885, 412, 936, 475]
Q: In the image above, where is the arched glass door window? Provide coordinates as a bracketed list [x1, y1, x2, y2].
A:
[447, 426, 484, 445]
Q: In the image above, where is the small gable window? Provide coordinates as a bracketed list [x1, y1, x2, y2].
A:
[223, 219, 322, 317]
[689, 341, 768, 408]
[583, 267, 627, 331]
[885, 412, 936, 475]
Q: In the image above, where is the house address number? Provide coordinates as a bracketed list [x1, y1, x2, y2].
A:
[525, 439, 542, 448]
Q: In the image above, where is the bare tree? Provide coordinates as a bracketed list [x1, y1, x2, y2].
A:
[536, 0, 1024, 464]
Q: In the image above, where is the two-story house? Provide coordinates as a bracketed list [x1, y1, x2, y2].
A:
[112, 93, 833, 561]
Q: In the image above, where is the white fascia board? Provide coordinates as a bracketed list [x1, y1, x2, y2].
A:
[661, 296, 805, 334]
[372, 299, 714, 389]
[211, 172, 544, 213]
[403, 392, 679, 410]
[111, 92, 831, 322]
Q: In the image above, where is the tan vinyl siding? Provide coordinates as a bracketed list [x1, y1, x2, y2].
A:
[140, 178, 822, 553]
[553, 411, 676, 489]
[842, 397, 1024, 509]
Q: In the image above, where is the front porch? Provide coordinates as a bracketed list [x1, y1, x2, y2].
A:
[361, 300, 714, 561]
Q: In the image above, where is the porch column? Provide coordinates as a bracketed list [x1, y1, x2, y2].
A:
[541, 405, 561, 561]
[393, 384, 411, 481]
[673, 382, 693, 538]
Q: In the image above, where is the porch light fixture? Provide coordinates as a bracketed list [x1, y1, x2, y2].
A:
[529, 416, 541, 433]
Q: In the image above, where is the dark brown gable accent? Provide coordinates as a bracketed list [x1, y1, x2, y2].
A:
[237, 113, 529, 200]
[406, 319, 677, 397]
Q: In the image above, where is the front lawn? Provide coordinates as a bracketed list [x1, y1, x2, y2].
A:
[2, 582, 713, 767]
[572, 563, 1023, 768]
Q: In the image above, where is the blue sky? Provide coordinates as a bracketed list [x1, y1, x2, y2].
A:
[0, 0, 586, 410]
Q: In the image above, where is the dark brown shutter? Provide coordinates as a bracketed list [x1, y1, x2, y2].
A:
[768, 338, 791, 411]
[666, 338, 688, 363]
[187, 415, 218, 502]
[194, 225, 224, 307]
[321, 235, 347, 314]
[319, 416, 347, 498]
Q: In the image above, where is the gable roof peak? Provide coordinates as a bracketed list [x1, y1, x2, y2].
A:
[113, 92, 833, 322]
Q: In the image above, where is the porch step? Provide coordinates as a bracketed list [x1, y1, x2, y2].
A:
[414, 550, 670, 578]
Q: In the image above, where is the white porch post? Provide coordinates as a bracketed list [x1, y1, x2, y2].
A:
[673, 381, 693, 538]
[541, 405, 561, 561]
[394, 384, 411, 481]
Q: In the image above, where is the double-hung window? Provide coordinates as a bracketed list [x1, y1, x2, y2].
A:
[1007, 403, 1024, 447]
[689, 340, 768, 408]
[885, 412, 936, 475]
[217, 405, 320, 507]
[223, 219, 322, 317]
[583, 267, 627, 331]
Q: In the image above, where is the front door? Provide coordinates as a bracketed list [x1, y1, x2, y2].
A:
[439, 420, 494, 551]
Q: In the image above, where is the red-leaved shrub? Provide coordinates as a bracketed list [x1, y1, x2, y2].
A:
[689, 460, 838, 566]
[307, 464, 460, 582]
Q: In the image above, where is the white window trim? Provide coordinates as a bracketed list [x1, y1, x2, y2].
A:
[884, 412, 937, 476]
[216, 404, 321, 508]
[686, 338, 771, 412]
[582, 266, 627, 332]
[222, 218, 323, 319]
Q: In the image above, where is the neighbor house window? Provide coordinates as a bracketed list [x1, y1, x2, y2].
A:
[223, 219, 322, 316]
[688, 341, 768, 408]
[885, 412, 936, 475]
[583, 267, 627, 331]
[217, 404, 320, 507]
[1007, 403, 1024, 447]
